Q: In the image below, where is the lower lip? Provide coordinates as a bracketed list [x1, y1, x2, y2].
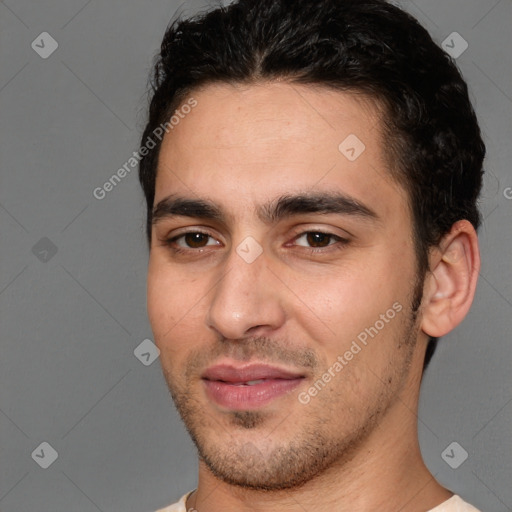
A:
[203, 378, 303, 410]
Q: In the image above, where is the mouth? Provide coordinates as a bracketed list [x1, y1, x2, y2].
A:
[201, 362, 306, 410]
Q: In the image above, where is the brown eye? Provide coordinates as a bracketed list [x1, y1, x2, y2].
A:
[183, 233, 210, 248]
[295, 231, 338, 248]
[165, 231, 219, 250]
[305, 232, 332, 247]
[291, 230, 350, 254]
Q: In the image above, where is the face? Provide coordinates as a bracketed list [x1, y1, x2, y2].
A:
[147, 82, 424, 490]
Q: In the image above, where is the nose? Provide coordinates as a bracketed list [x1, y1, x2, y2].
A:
[206, 245, 286, 340]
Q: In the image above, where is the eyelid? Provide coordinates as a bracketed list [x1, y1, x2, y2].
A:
[287, 224, 352, 241]
[291, 231, 346, 246]
[164, 228, 221, 247]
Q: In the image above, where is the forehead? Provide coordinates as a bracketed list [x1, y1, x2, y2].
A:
[154, 81, 407, 222]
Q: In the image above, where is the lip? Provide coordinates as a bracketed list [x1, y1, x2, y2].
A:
[202, 362, 305, 410]
[202, 363, 304, 382]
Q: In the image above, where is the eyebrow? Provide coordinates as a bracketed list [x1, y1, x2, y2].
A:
[151, 191, 379, 226]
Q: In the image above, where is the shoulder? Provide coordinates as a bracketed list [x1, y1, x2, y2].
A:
[155, 490, 194, 512]
[429, 494, 482, 512]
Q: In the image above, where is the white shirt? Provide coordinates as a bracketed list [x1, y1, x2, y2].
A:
[155, 491, 482, 511]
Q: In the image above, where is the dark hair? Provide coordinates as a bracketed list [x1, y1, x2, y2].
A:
[138, 0, 485, 369]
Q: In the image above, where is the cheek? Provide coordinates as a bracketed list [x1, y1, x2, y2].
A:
[147, 263, 165, 331]
[147, 257, 208, 352]
[288, 262, 400, 342]
[147, 259, 184, 342]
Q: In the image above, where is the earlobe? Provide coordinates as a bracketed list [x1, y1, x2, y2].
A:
[421, 220, 480, 338]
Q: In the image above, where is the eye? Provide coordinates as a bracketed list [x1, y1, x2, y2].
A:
[165, 231, 220, 250]
[293, 231, 348, 250]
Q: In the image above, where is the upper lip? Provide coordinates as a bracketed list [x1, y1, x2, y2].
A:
[202, 363, 305, 383]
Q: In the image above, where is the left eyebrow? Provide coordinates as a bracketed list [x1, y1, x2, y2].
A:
[258, 191, 379, 224]
[151, 191, 380, 226]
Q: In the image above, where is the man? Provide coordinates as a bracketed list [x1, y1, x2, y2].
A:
[138, 0, 485, 510]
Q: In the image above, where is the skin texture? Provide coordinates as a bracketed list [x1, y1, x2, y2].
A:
[147, 82, 480, 512]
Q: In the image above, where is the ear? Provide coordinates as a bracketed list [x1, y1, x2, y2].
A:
[421, 220, 481, 338]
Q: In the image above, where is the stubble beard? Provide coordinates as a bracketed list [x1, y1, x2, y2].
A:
[162, 281, 423, 491]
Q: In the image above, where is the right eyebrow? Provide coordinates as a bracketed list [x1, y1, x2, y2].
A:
[152, 196, 226, 225]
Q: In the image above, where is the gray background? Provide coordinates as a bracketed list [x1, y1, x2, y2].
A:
[1, 0, 510, 511]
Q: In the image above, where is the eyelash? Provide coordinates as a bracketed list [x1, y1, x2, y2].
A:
[162, 229, 349, 256]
